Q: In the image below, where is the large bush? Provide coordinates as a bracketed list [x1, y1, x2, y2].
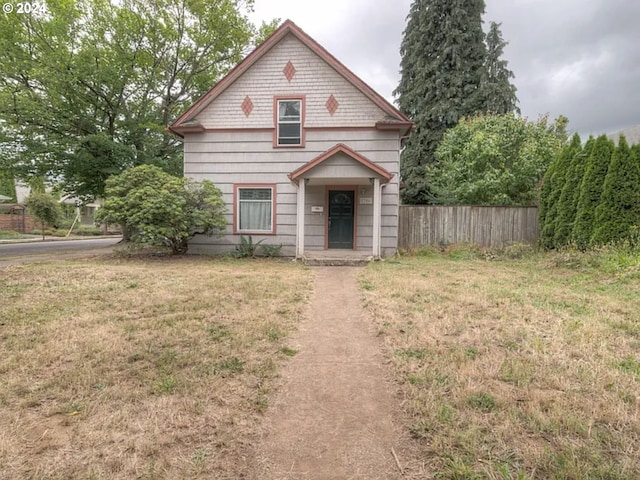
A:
[95, 165, 226, 254]
[432, 113, 566, 206]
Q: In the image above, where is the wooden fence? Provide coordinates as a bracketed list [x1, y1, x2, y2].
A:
[398, 205, 539, 249]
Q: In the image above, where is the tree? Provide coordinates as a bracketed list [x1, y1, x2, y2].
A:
[572, 135, 614, 250]
[539, 134, 581, 249]
[431, 114, 566, 205]
[591, 136, 640, 245]
[0, 169, 16, 202]
[94, 165, 226, 254]
[395, 0, 489, 204]
[553, 136, 594, 247]
[0, 0, 278, 200]
[26, 192, 61, 240]
[481, 22, 519, 115]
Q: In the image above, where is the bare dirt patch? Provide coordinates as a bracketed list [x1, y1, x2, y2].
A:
[250, 267, 422, 479]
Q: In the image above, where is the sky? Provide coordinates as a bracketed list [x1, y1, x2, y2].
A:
[248, 0, 640, 138]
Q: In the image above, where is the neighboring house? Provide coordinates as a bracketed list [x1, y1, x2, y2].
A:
[169, 20, 413, 258]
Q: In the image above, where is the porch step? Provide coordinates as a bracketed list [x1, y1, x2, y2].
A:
[302, 255, 373, 267]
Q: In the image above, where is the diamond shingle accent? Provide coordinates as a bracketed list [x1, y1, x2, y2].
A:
[325, 94, 339, 116]
[241, 96, 254, 116]
[283, 61, 296, 82]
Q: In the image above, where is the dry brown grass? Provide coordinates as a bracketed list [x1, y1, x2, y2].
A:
[0, 256, 311, 479]
[360, 247, 640, 479]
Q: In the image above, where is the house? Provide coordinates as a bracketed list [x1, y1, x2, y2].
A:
[169, 20, 413, 258]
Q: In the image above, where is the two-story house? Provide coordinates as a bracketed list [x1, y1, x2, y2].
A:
[169, 20, 413, 258]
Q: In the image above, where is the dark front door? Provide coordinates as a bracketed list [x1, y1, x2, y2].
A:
[328, 190, 354, 249]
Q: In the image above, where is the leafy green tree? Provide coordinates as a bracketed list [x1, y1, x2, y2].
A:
[591, 136, 640, 245]
[431, 114, 566, 205]
[94, 165, 226, 254]
[481, 22, 519, 115]
[0, 169, 16, 202]
[26, 192, 61, 240]
[539, 134, 581, 249]
[572, 135, 614, 250]
[553, 136, 595, 247]
[0, 0, 277, 200]
[395, 0, 489, 204]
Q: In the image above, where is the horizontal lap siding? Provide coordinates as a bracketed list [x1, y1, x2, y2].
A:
[184, 129, 400, 255]
[183, 29, 402, 255]
[398, 206, 539, 249]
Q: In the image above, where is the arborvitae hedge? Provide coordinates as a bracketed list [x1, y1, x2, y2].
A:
[572, 135, 614, 250]
[540, 135, 580, 248]
[591, 136, 640, 245]
[553, 134, 588, 247]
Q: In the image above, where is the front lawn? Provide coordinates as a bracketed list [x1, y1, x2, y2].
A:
[360, 246, 640, 479]
[0, 257, 311, 479]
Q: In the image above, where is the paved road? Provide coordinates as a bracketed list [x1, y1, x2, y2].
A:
[0, 237, 121, 259]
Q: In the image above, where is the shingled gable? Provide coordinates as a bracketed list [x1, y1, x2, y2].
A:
[288, 143, 393, 182]
[168, 19, 412, 135]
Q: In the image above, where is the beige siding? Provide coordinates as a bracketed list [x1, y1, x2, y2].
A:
[196, 34, 387, 129]
[185, 129, 400, 256]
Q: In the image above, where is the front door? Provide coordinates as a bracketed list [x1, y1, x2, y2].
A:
[328, 190, 354, 249]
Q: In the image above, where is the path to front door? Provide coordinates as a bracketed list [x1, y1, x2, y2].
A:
[249, 267, 415, 479]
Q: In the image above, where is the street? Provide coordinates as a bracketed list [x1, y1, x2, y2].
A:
[0, 237, 121, 260]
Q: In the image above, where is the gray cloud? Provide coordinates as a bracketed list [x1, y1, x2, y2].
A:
[251, 0, 640, 138]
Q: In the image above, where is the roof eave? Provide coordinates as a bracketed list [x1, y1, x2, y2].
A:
[169, 19, 412, 129]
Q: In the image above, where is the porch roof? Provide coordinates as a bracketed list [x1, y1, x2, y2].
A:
[288, 143, 393, 184]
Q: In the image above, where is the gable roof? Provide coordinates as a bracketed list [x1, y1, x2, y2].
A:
[288, 143, 393, 182]
[169, 19, 412, 134]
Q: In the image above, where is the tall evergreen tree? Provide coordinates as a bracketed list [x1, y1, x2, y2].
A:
[481, 22, 519, 114]
[395, 0, 488, 204]
[553, 136, 593, 247]
[591, 136, 640, 245]
[539, 134, 581, 248]
[572, 135, 614, 250]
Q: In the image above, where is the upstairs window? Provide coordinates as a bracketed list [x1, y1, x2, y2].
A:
[277, 99, 302, 146]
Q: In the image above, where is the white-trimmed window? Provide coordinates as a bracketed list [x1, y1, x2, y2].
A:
[235, 185, 275, 234]
[277, 99, 302, 145]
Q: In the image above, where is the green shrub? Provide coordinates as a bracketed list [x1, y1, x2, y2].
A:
[572, 135, 615, 250]
[591, 136, 640, 246]
[261, 243, 283, 257]
[233, 235, 265, 258]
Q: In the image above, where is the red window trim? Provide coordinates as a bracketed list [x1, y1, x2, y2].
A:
[233, 183, 278, 235]
[273, 95, 306, 148]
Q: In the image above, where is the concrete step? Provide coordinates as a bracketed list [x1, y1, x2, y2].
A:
[302, 256, 373, 267]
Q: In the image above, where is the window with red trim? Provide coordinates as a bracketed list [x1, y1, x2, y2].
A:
[234, 185, 276, 234]
[276, 99, 302, 146]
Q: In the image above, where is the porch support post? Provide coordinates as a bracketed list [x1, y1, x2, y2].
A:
[296, 178, 306, 258]
[372, 177, 381, 258]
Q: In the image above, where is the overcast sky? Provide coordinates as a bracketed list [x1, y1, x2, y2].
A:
[248, 0, 640, 138]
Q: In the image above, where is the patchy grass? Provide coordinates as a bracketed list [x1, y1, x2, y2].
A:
[360, 247, 640, 478]
[0, 256, 311, 479]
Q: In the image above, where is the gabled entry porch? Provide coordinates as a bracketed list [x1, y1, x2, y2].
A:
[288, 143, 394, 260]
